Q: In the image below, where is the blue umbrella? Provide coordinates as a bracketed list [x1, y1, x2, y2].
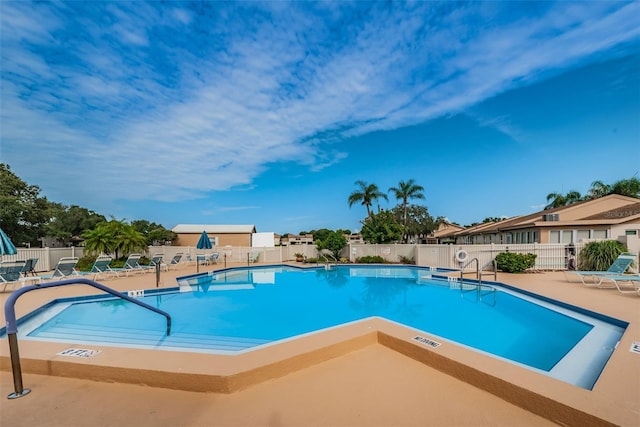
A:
[195, 230, 212, 273]
[196, 231, 212, 250]
[0, 228, 18, 256]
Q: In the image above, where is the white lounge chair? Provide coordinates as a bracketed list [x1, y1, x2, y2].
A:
[39, 257, 80, 281]
[564, 253, 637, 286]
[81, 255, 118, 280]
[0, 260, 26, 292]
[164, 253, 183, 270]
[592, 274, 640, 295]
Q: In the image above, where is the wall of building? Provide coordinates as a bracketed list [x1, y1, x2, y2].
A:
[175, 233, 252, 247]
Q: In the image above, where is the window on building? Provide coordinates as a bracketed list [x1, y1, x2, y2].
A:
[625, 230, 638, 236]
[592, 229, 608, 239]
[577, 230, 590, 242]
[549, 230, 560, 243]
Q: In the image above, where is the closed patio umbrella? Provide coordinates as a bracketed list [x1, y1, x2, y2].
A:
[0, 228, 18, 258]
[197, 231, 213, 250]
[196, 231, 212, 273]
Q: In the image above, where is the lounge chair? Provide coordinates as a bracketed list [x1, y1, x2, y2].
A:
[146, 254, 165, 272]
[249, 251, 259, 263]
[122, 253, 145, 275]
[83, 255, 118, 280]
[0, 260, 27, 292]
[196, 253, 208, 266]
[164, 253, 183, 270]
[211, 252, 219, 264]
[40, 257, 80, 280]
[591, 274, 640, 295]
[564, 253, 637, 286]
[22, 258, 39, 276]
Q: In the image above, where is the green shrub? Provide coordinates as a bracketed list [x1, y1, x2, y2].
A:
[578, 240, 628, 271]
[76, 255, 96, 272]
[398, 255, 415, 264]
[356, 255, 385, 264]
[495, 252, 537, 273]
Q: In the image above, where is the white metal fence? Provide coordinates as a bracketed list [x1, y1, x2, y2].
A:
[6, 241, 629, 273]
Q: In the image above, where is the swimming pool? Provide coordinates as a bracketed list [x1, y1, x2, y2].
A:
[5, 265, 626, 389]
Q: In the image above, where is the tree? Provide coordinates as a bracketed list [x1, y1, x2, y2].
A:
[390, 204, 435, 243]
[82, 224, 117, 256]
[46, 204, 106, 246]
[544, 190, 582, 210]
[131, 219, 177, 245]
[482, 217, 505, 223]
[315, 230, 348, 260]
[586, 180, 611, 199]
[361, 210, 403, 244]
[388, 179, 425, 235]
[348, 180, 388, 218]
[116, 224, 148, 257]
[82, 218, 147, 258]
[0, 163, 51, 246]
[308, 228, 333, 243]
[609, 177, 640, 198]
[546, 176, 639, 209]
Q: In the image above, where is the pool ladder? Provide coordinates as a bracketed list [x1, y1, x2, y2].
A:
[459, 257, 497, 285]
[456, 257, 498, 305]
[319, 251, 338, 270]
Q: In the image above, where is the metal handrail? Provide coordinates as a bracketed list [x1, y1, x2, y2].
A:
[459, 257, 480, 283]
[4, 277, 172, 399]
[459, 257, 498, 284]
[319, 251, 337, 269]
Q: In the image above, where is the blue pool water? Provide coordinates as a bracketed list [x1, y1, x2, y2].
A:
[13, 266, 626, 389]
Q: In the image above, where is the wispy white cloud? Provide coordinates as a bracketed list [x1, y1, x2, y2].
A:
[1, 1, 638, 210]
[216, 206, 260, 212]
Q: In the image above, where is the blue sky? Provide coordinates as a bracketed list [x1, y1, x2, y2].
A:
[1, 1, 639, 235]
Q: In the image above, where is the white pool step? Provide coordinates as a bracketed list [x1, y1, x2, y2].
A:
[29, 322, 271, 351]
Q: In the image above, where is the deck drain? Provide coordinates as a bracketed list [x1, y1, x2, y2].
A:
[57, 348, 101, 358]
[412, 336, 441, 348]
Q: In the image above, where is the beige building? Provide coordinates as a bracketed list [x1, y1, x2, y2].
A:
[171, 224, 257, 247]
[453, 194, 640, 245]
[426, 222, 466, 244]
[280, 234, 315, 246]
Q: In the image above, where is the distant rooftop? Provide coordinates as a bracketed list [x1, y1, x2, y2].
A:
[172, 224, 257, 234]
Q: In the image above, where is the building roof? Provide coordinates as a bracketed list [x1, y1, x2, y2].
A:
[172, 224, 257, 234]
[432, 222, 466, 239]
[454, 194, 640, 236]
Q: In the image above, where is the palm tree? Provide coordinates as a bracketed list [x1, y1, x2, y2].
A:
[544, 190, 582, 210]
[610, 177, 640, 198]
[82, 225, 115, 256]
[565, 191, 583, 205]
[116, 225, 147, 257]
[587, 180, 611, 199]
[544, 192, 566, 210]
[388, 179, 425, 229]
[348, 180, 388, 217]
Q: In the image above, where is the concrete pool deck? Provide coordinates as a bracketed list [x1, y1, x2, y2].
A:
[1, 262, 639, 426]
